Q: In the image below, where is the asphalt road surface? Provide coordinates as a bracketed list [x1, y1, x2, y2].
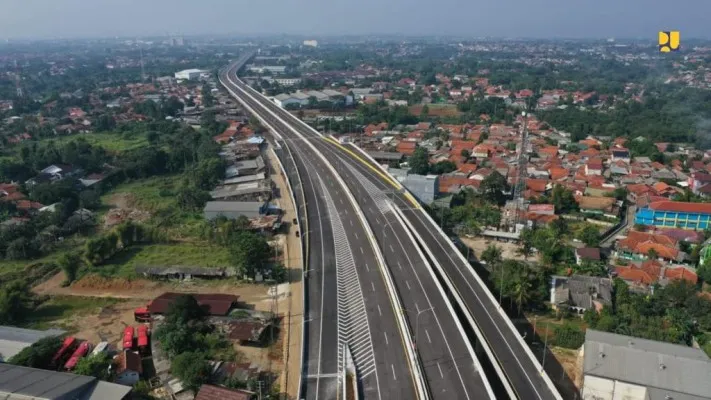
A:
[221, 63, 417, 400]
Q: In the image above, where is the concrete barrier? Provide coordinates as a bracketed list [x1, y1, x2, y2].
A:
[222, 72, 429, 400]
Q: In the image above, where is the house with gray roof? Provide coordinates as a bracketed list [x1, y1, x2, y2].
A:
[550, 275, 612, 314]
[581, 329, 711, 400]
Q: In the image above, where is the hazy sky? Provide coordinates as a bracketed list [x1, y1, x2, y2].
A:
[1, 0, 709, 40]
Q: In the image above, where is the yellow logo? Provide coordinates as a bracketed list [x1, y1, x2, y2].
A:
[659, 31, 680, 52]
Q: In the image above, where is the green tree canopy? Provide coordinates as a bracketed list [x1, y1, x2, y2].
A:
[8, 336, 62, 368]
[408, 147, 430, 175]
[74, 353, 112, 380]
[171, 352, 212, 393]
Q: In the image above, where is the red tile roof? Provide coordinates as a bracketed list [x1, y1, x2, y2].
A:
[526, 179, 548, 193]
[648, 201, 711, 214]
[196, 384, 253, 400]
[148, 293, 239, 316]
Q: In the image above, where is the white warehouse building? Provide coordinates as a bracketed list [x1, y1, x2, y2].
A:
[175, 69, 204, 80]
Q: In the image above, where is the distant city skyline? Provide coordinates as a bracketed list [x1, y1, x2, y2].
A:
[1, 0, 709, 40]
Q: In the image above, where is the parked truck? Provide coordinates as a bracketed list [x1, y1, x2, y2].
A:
[122, 326, 134, 350]
[64, 341, 92, 370]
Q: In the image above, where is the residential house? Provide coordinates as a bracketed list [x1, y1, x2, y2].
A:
[615, 259, 697, 291]
[610, 147, 630, 162]
[195, 384, 254, 400]
[550, 275, 613, 313]
[114, 350, 142, 386]
[577, 196, 618, 218]
[575, 248, 601, 265]
[581, 329, 711, 400]
[615, 230, 685, 263]
[585, 159, 604, 176]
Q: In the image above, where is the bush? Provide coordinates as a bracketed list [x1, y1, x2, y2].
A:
[552, 323, 585, 349]
[9, 336, 62, 368]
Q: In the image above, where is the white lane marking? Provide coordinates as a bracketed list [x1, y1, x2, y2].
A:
[415, 303, 420, 313]
[377, 304, 382, 316]
[339, 198, 344, 205]
[350, 220, 353, 226]
[355, 233, 359, 240]
[398, 262, 403, 270]
[389, 245, 394, 252]
[365, 264, 370, 272]
[371, 282, 375, 292]
[426, 329, 432, 344]
[375, 218, 380, 224]
[360, 247, 364, 254]
[384, 332, 389, 345]
[406, 280, 411, 290]
[391, 364, 397, 381]
[437, 362, 444, 378]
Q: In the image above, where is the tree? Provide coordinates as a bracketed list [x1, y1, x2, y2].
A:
[0, 280, 34, 324]
[171, 352, 212, 393]
[74, 353, 112, 380]
[8, 336, 62, 368]
[512, 277, 533, 314]
[408, 147, 429, 175]
[229, 231, 272, 278]
[177, 186, 211, 211]
[576, 224, 602, 247]
[481, 244, 503, 266]
[480, 171, 509, 206]
[79, 189, 100, 210]
[551, 184, 578, 214]
[57, 251, 82, 284]
[460, 149, 470, 158]
[647, 248, 659, 260]
[94, 114, 116, 132]
[165, 295, 208, 326]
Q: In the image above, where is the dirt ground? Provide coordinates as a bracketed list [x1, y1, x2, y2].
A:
[550, 347, 583, 389]
[459, 236, 529, 262]
[103, 193, 151, 229]
[70, 299, 146, 348]
[33, 272, 286, 313]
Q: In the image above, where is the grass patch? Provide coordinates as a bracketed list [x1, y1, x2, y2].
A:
[96, 243, 232, 278]
[23, 295, 125, 331]
[44, 132, 148, 154]
[100, 174, 183, 212]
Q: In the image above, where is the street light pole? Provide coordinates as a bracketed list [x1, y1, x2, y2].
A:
[498, 263, 505, 306]
[414, 306, 435, 350]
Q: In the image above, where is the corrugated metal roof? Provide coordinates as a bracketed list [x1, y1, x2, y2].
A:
[0, 364, 131, 400]
[0, 326, 65, 362]
[583, 329, 711, 398]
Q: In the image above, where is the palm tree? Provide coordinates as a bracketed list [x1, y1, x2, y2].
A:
[513, 278, 532, 315]
[481, 244, 503, 266]
[517, 241, 534, 260]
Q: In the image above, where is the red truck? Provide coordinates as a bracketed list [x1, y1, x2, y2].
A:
[64, 341, 92, 370]
[51, 337, 76, 368]
[137, 324, 150, 354]
[122, 326, 134, 350]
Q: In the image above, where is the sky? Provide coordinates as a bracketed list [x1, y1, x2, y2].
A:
[1, 0, 710, 40]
